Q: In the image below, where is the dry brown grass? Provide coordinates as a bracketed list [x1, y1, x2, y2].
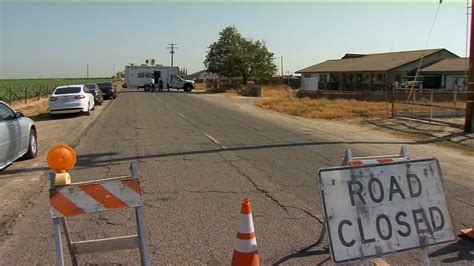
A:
[255, 86, 393, 119]
[194, 83, 206, 91]
[255, 86, 459, 120]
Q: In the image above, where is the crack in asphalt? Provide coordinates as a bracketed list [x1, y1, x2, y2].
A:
[453, 197, 474, 208]
[219, 151, 324, 225]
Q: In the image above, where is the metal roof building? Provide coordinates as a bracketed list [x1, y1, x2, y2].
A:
[420, 58, 468, 90]
[296, 49, 459, 91]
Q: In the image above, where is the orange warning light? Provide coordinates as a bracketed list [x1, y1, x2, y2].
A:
[47, 144, 76, 172]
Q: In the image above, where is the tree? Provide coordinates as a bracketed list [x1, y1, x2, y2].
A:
[204, 26, 276, 84]
[145, 59, 150, 65]
[115, 71, 124, 79]
[150, 59, 155, 66]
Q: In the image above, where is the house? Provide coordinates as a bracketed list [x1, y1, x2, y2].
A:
[296, 49, 459, 91]
[186, 70, 219, 82]
[420, 58, 468, 90]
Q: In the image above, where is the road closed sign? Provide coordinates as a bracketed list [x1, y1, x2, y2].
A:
[318, 158, 455, 263]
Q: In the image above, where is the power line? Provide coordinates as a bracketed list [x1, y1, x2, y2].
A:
[167, 43, 178, 67]
[406, 1, 443, 102]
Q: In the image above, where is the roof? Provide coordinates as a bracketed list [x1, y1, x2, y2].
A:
[56, 84, 84, 88]
[296, 49, 455, 73]
[187, 70, 207, 79]
[125, 65, 166, 68]
[186, 70, 219, 79]
[420, 58, 468, 73]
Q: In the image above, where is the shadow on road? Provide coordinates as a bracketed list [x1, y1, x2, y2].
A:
[0, 165, 49, 178]
[1, 127, 468, 178]
[1, 135, 463, 176]
[28, 112, 51, 122]
[272, 224, 328, 265]
[70, 139, 438, 170]
[429, 237, 474, 263]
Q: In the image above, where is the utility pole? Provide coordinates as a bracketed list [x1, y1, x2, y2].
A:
[86, 64, 89, 79]
[465, 0, 474, 132]
[167, 43, 178, 67]
[281, 56, 284, 77]
[281, 56, 284, 85]
[112, 64, 115, 78]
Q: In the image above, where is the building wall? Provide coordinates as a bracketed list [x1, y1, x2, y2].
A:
[446, 74, 467, 90]
[301, 73, 319, 90]
[198, 72, 219, 80]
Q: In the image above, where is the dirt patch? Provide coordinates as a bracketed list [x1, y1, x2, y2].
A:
[10, 98, 49, 117]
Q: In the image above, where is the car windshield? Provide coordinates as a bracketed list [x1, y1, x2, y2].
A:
[85, 84, 97, 89]
[97, 82, 112, 88]
[54, 87, 81, 94]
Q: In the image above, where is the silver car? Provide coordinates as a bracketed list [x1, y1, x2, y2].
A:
[0, 101, 37, 170]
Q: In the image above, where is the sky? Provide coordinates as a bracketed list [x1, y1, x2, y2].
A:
[0, 1, 469, 79]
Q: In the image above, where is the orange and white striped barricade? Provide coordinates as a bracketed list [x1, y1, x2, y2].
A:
[48, 162, 150, 266]
[341, 145, 409, 166]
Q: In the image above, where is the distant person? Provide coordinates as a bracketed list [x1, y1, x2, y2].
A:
[392, 81, 399, 89]
[158, 78, 164, 92]
[150, 77, 155, 91]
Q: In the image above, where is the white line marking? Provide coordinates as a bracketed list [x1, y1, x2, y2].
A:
[177, 113, 186, 119]
[204, 133, 227, 149]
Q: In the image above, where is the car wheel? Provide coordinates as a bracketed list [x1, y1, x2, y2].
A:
[23, 129, 38, 159]
[183, 84, 192, 92]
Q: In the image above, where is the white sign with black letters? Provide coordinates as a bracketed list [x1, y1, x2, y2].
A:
[318, 158, 455, 263]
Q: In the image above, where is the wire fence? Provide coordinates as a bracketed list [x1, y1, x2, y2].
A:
[0, 85, 57, 104]
[392, 90, 468, 128]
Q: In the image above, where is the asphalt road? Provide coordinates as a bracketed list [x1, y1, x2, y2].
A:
[1, 89, 473, 265]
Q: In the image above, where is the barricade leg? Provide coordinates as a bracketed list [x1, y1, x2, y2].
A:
[135, 206, 150, 266]
[52, 217, 64, 266]
[60, 218, 78, 266]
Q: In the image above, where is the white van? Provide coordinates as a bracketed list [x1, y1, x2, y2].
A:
[123, 65, 194, 92]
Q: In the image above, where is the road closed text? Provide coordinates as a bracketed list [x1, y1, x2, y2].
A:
[319, 159, 456, 263]
[337, 174, 446, 247]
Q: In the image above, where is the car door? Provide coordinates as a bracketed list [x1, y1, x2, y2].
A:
[83, 87, 94, 109]
[0, 103, 20, 164]
[171, 75, 182, 88]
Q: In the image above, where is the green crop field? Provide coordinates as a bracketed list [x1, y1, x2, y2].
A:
[0, 78, 113, 103]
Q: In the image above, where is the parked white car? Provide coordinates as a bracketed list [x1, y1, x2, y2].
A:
[0, 101, 37, 170]
[49, 85, 95, 116]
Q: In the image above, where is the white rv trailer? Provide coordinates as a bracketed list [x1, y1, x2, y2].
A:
[123, 65, 194, 92]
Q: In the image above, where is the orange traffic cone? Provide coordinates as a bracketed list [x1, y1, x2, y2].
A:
[459, 227, 474, 240]
[232, 198, 260, 266]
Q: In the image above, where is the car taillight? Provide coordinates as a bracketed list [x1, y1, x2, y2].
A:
[74, 95, 86, 99]
[49, 97, 58, 101]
